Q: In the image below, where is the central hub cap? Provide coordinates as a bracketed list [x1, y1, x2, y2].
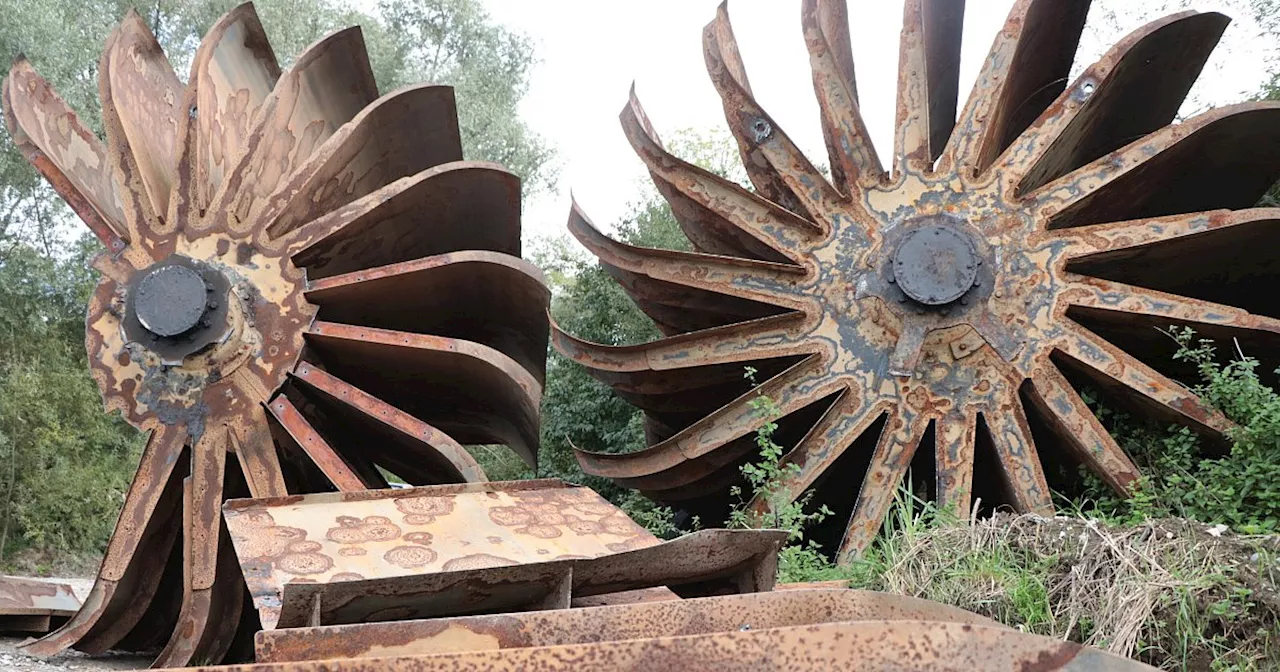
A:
[891, 222, 980, 306]
[135, 264, 209, 337]
[123, 255, 237, 365]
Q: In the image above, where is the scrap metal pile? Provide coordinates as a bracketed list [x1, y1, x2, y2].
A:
[0, 0, 1274, 669]
[3, 2, 546, 667]
[155, 478, 1151, 671]
[553, 0, 1280, 561]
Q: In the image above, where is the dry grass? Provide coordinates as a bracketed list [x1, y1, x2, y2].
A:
[846, 509, 1280, 671]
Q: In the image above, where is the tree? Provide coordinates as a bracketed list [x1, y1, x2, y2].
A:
[378, 0, 556, 193]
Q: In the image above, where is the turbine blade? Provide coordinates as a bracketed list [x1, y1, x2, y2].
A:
[1012, 12, 1228, 193]
[4, 60, 129, 251]
[934, 409, 976, 516]
[622, 90, 820, 261]
[980, 401, 1052, 515]
[175, 3, 280, 223]
[290, 363, 486, 484]
[893, 0, 964, 171]
[802, 0, 882, 190]
[838, 408, 929, 561]
[704, 6, 842, 223]
[261, 84, 464, 239]
[204, 27, 377, 235]
[1029, 102, 1280, 229]
[287, 161, 521, 277]
[1025, 364, 1139, 495]
[944, 0, 1089, 174]
[100, 11, 183, 233]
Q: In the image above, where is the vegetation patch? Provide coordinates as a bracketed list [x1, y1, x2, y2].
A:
[841, 506, 1280, 671]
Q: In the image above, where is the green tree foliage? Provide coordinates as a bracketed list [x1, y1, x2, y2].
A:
[528, 129, 741, 503]
[0, 0, 550, 564]
[0, 239, 140, 566]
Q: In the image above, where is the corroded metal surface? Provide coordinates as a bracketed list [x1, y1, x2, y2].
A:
[554, 0, 1280, 561]
[157, 620, 1157, 671]
[253, 588, 997, 662]
[3, 3, 547, 666]
[222, 480, 660, 629]
[0, 577, 79, 634]
[270, 528, 782, 628]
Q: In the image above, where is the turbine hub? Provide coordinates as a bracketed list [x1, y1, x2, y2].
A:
[890, 222, 980, 306]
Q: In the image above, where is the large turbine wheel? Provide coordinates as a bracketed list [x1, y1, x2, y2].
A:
[3, 4, 546, 666]
[555, 0, 1280, 564]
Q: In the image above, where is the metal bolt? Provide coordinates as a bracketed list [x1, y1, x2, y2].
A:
[959, 297, 968, 305]
[750, 118, 772, 143]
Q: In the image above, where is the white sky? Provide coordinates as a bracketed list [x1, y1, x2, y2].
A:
[475, 0, 1274, 245]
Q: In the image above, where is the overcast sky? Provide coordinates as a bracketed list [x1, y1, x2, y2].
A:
[476, 0, 1274, 243]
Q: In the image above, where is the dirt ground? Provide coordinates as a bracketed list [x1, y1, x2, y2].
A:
[0, 578, 149, 671]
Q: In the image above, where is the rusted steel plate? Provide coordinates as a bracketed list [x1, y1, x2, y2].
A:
[255, 588, 998, 662]
[304, 251, 550, 383]
[4, 3, 547, 665]
[271, 527, 783, 629]
[266, 394, 371, 492]
[286, 162, 523, 279]
[158, 620, 1156, 671]
[556, 0, 1280, 562]
[0, 577, 80, 632]
[304, 321, 542, 467]
[223, 480, 659, 629]
[569, 586, 678, 607]
[287, 363, 486, 485]
[276, 563, 575, 629]
[276, 565, 574, 629]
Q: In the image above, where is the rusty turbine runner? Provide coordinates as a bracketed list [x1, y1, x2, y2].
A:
[554, 0, 1280, 561]
[2, 3, 547, 667]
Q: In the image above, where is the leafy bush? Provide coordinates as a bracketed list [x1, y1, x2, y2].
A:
[0, 241, 143, 567]
[1076, 328, 1280, 533]
[725, 367, 835, 582]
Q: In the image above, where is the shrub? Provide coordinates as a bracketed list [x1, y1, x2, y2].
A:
[1077, 328, 1280, 533]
